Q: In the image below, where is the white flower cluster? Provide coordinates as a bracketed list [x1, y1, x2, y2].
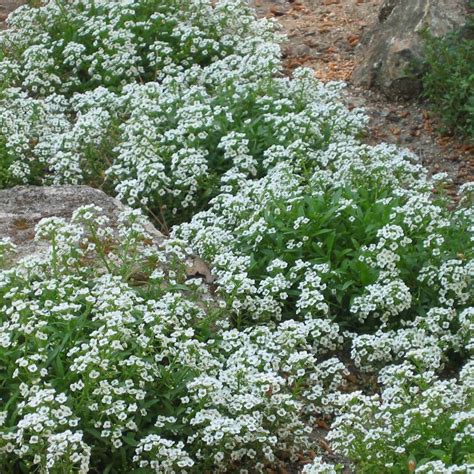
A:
[133, 435, 194, 472]
[302, 458, 339, 474]
[1, 0, 276, 95]
[328, 359, 474, 473]
[351, 306, 473, 371]
[1, 385, 91, 473]
[169, 120, 473, 473]
[0, 67, 364, 219]
[185, 321, 345, 471]
[173, 142, 472, 332]
[108, 68, 364, 219]
[0, 0, 365, 218]
[0, 0, 473, 472]
[0, 207, 347, 472]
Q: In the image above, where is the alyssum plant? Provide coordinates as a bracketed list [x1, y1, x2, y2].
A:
[0, 0, 473, 473]
[0, 206, 346, 472]
[0, 0, 364, 227]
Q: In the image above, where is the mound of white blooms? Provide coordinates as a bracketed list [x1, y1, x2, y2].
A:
[0, 0, 277, 95]
[329, 359, 474, 473]
[173, 145, 472, 334]
[0, 0, 366, 228]
[0, 0, 277, 187]
[0, 67, 365, 225]
[0, 206, 347, 472]
[0, 0, 473, 472]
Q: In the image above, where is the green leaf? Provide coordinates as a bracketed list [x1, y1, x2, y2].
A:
[85, 427, 103, 441]
[123, 434, 138, 447]
[53, 355, 64, 378]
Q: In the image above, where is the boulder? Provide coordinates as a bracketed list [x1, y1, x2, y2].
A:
[0, 185, 163, 262]
[352, 0, 469, 98]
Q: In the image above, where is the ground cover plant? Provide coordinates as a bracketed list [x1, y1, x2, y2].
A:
[0, 0, 277, 95]
[0, 207, 346, 472]
[0, 0, 473, 473]
[421, 4, 474, 139]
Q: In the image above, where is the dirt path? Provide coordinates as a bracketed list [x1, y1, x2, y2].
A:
[252, 0, 474, 196]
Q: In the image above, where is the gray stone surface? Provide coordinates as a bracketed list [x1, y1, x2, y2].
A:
[352, 0, 468, 98]
[0, 185, 163, 262]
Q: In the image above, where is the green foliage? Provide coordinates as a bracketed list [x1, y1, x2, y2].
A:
[421, 10, 474, 139]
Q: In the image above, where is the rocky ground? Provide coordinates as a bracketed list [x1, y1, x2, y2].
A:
[1, 0, 472, 194]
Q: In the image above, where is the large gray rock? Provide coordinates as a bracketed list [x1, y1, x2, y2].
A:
[0, 185, 163, 262]
[352, 0, 468, 98]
